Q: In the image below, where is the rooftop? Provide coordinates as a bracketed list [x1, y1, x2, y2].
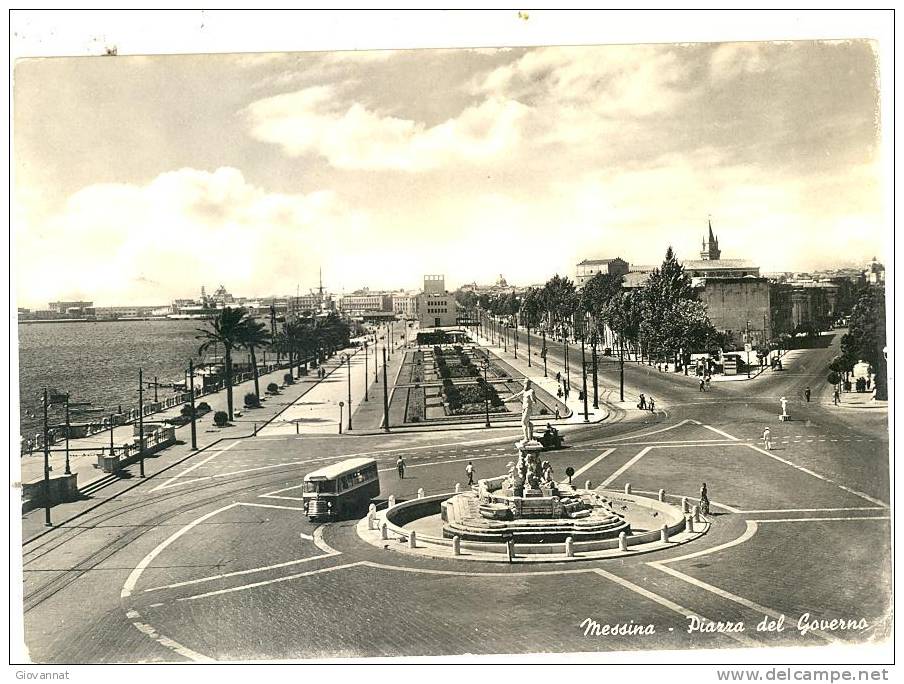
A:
[682, 259, 758, 270]
[577, 257, 626, 266]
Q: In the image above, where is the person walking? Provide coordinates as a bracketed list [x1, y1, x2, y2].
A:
[699, 378, 706, 392]
[638, 393, 646, 410]
[648, 397, 655, 413]
[833, 388, 841, 406]
[466, 461, 475, 486]
[762, 426, 772, 450]
[705, 375, 711, 390]
[804, 386, 811, 402]
[396, 456, 405, 479]
[564, 385, 570, 402]
[700, 483, 710, 515]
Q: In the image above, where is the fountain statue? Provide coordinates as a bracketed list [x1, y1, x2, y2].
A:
[504, 378, 537, 444]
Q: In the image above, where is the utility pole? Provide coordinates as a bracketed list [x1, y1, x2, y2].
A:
[189, 358, 198, 450]
[591, 332, 599, 409]
[109, 412, 115, 459]
[382, 346, 390, 432]
[527, 326, 532, 367]
[138, 368, 145, 477]
[581, 335, 589, 422]
[542, 331, 547, 377]
[364, 342, 369, 401]
[153, 376, 158, 402]
[746, 319, 751, 379]
[64, 394, 71, 475]
[619, 334, 625, 403]
[565, 337, 570, 391]
[42, 388, 51, 527]
[345, 354, 353, 431]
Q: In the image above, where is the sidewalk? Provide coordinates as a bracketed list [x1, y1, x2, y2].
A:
[17, 351, 357, 492]
[467, 328, 650, 423]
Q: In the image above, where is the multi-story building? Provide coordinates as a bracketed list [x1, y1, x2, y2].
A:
[392, 292, 419, 318]
[697, 278, 772, 347]
[48, 300, 94, 317]
[575, 258, 630, 287]
[417, 275, 459, 328]
[865, 257, 885, 285]
[338, 291, 393, 316]
[94, 305, 163, 319]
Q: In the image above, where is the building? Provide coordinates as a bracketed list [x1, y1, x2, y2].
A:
[338, 291, 393, 316]
[575, 258, 630, 287]
[48, 300, 94, 317]
[392, 292, 419, 318]
[417, 275, 459, 328]
[94, 305, 164, 320]
[865, 257, 885, 285]
[697, 278, 772, 347]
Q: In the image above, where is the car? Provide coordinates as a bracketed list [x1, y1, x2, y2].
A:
[538, 425, 564, 450]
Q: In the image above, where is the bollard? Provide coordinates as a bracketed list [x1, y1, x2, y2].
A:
[455, 483, 461, 493]
[506, 539, 515, 563]
[417, 488, 425, 499]
[367, 511, 376, 530]
[658, 488, 666, 502]
[296, 422, 299, 435]
[685, 513, 694, 533]
[624, 483, 632, 495]
[388, 494, 396, 508]
[682, 496, 689, 513]
[369, 503, 377, 515]
[618, 531, 628, 551]
[565, 536, 574, 557]
[693, 505, 701, 523]
[253, 423, 258, 436]
[660, 523, 669, 543]
[585, 480, 592, 491]
[380, 522, 388, 540]
[408, 530, 417, 549]
[453, 535, 461, 556]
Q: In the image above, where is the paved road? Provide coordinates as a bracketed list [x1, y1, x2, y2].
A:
[17, 332, 890, 662]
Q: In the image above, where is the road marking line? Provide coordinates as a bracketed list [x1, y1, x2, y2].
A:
[121, 502, 240, 599]
[178, 561, 364, 601]
[572, 448, 616, 478]
[238, 502, 305, 511]
[602, 419, 698, 443]
[750, 516, 890, 523]
[657, 520, 759, 565]
[649, 562, 840, 644]
[700, 424, 740, 441]
[591, 569, 758, 648]
[313, 524, 341, 555]
[377, 451, 511, 474]
[150, 441, 240, 492]
[737, 507, 887, 514]
[125, 609, 213, 662]
[601, 447, 652, 487]
[142, 553, 338, 593]
[745, 443, 888, 508]
[259, 482, 305, 497]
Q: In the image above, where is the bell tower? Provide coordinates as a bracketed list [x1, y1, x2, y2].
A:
[701, 217, 721, 261]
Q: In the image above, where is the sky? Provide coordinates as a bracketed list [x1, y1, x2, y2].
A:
[13, 36, 886, 308]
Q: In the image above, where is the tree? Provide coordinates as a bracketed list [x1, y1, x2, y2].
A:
[197, 307, 251, 421]
[841, 287, 887, 400]
[640, 247, 699, 363]
[237, 318, 272, 402]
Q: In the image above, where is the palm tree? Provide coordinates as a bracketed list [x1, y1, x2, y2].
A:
[197, 307, 250, 421]
[238, 319, 272, 402]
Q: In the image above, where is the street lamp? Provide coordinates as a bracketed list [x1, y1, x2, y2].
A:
[188, 358, 198, 450]
[542, 331, 548, 377]
[342, 353, 352, 431]
[363, 341, 369, 401]
[591, 330, 599, 409]
[481, 355, 491, 428]
[338, 401, 344, 434]
[581, 333, 589, 423]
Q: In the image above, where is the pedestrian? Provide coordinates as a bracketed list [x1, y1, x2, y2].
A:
[700, 483, 710, 515]
[804, 386, 811, 403]
[866, 378, 871, 391]
[638, 393, 646, 410]
[705, 375, 711, 390]
[699, 379, 705, 392]
[554, 406, 560, 420]
[466, 461, 475, 486]
[762, 426, 772, 450]
[557, 386, 563, 399]
[556, 371, 561, 383]
[564, 385, 570, 402]
[833, 388, 840, 406]
[397, 456, 405, 479]
[648, 397, 655, 412]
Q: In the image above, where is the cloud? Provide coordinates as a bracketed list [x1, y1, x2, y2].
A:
[244, 84, 529, 171]
[14, 167, 363, 307]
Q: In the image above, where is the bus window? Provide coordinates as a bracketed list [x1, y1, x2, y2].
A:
[304, 480, 335, 494]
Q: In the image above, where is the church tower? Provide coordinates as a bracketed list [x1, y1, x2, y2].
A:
[701, 218, 721, 261]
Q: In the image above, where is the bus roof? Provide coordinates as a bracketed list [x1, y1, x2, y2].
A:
[304, 457, 377, 481]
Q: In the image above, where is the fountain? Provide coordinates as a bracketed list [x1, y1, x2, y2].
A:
[441, 437, 631, 543]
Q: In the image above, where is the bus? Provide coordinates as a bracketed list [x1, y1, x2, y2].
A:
[303, 457, 380, 521]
